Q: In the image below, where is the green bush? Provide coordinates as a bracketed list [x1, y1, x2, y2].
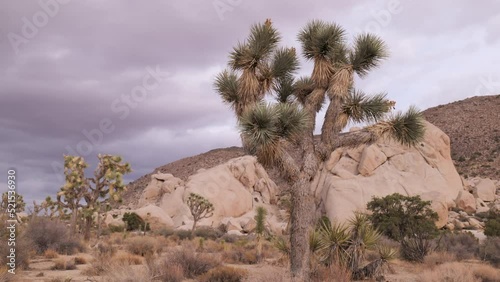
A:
[367, 193, 439, 242]
[367, 194, 439, 262]
[483, 211, 500, 237]
[122, 212, 150, 231]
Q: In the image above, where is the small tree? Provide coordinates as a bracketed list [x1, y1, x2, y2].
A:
[1, 192, 26, 222]
[56, 154, 131, 240]
[187, 193, 214, 234]
[367, 193, 439, 262]
[255, 206, 268, 261]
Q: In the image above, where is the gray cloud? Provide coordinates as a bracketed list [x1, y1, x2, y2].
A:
[1, 0, 498, 205]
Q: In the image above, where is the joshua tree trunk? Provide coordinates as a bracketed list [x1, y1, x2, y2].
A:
[70, 210, 78, 235]
[83, 216, 92, 241]
[289, 176, 316, 280]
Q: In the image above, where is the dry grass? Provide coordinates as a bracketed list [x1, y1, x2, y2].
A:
[199, 266, 248, 282]
[309, 263, 352, 282]
[471, 264, 500, 282]
[112, 252, 144, 265]
[74, 256, 87, 265]
[104, 265, 151, 282]
[423, 251, 457, 268]
[146, 256, 184, 282]
[125, 236, 159, 257]
[168, 248, 221, 278]
[417, 262, 479, 282]
[52, 258, 77, 270]
[44, 249, 59, 259]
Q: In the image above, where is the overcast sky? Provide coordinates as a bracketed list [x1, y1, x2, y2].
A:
[1, 0, 499, 206]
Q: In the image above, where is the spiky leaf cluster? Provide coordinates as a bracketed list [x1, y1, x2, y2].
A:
[239, 103, 309, 165]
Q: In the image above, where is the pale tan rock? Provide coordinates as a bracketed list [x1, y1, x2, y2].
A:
[421, 192, 449, 228]
[317, 122, 462, 226]
[468, 218, 483, 230]
[346, 146, 365, 162]
[242, 218, 257, 233]
[358, 144, 387, 176]
[225, 219, 242, 232]
[455, 191, 476, 214]
[330, 156, 359, 178]
[325, 148, 343, 172]
[135, 204, 174, 229]
[476, 198, 489, 213]
[445, 223, 455, 230]
[473, 178, 496, 201]
[454, 219, 465, 229]
[139, 173, 184, 206]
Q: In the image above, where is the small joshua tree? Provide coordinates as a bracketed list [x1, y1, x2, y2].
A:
[187, 193, 214, 234]
[255, 206, 268, 261]
[1, 192, 26, 222]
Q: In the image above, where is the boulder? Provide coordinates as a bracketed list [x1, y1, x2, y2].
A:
[134, 204, 174, 229]
[139, 173, 184, 206]
[455, 191, 476, 214]
[358, 144, 387, 176]
[315, 121, 462, 225]
[242, 218, 257, 233]
[184, 156, 277, 223]
[473, 178, 496, 201]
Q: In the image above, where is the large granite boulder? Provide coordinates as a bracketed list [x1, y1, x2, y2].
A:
[313, 121, 462, 228]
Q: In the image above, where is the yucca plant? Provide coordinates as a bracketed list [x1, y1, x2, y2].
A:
[215, 19, 425, 279]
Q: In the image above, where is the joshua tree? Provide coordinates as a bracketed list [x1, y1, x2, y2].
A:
[56, 154, 131, 240]
[255, 206, 268, 261]
[214, 19, 425, 279]
[1, 192, 26, 221]
[187, 193, 214, 234]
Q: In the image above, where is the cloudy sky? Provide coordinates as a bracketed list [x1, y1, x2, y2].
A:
[1, 0, 499, 206]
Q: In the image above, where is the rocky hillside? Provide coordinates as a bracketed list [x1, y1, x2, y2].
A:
[423, 94, 500, 180]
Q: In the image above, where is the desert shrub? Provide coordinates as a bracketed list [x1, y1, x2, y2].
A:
[485, 219, 500, 237]
[219, 233, 241, 244]
[112, 252, 143, 265]
[122, 212, 150, 231]
[480, 236, 500, 266]
[74, 256, 87, 265]
[194, 227, 224, 240]
[125, 236, 157, 257]
[25, 217, 70, 253]
[44, 249, 59, 259]
[401, 237, 434, 262]
[223, 245, 258, 264]
[175, 229, 193, 240]
[146, 256, 184, 282]
[367, 193, 439, 242]
[169, 248, 221, 278]
[82, 242, 116, 276]
[309, 263, 352, 282]
[0, 231, 32, 270]
[423, 251, 456, 267]
[416, 262, 479, 282]
[109, 224, 125, 233]
[368, 194, 439, 262]
[56, 238, 85, 255]
[156, 227, 175, 237]
[52, 258, 76, 270]
[436, 232, 479, 260]
[104, 264, 152, 282]
[471, 264, 500, 282]
[199, 266, 248, 282]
